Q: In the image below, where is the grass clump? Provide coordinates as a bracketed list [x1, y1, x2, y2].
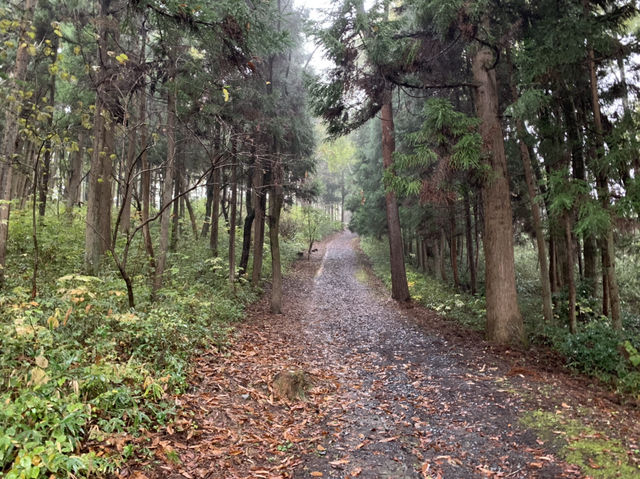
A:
[521, 410, 640, 478]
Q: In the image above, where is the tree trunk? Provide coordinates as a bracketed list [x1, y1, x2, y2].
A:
[66, 132, 85, 215]
[472, 40, 523, 344]
[139, 81, 155, 267]
[170, 172, 180, 252]
[439, 229, 447, 282]
[587, 39, 621, 329]
[185, 194, 198, 239]
[507, 59, 553, 323]
[0, 0, 38, 284]
[201, 169, 215, 238]
[380, 88, 410, 301]
[565, 213, 577, 333]
[210, 165, 221, 255]
[85, 0, 118, 274]
[239, 156, 255, 275]
[251, 154, 265, 286]
[464, 190, 477, 294]
[449, 206, 459, 290]
[120, 107, 137, 235]
[269, 156, 284, 313]
[229, 140, 238, 284]
[432, 238, 440, 280]
[153, 69, 176, 293]
[38, 51, 57, 218]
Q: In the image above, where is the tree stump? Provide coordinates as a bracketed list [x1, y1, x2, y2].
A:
[272, 369, 311, 401]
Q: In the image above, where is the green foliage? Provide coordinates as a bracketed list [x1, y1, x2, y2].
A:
[360, 237, 485, 330]
[280, 205, 343, 250]
[0, 207, 312, 477]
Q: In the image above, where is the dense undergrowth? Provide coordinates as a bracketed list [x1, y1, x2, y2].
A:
[359, 237, 640, 399]
[0, 204, 339, 478]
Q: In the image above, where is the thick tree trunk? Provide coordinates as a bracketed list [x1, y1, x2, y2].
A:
[84, 105, 114, 273]
[251, 155, 265, 286]
[380, 89, 410, 302]
[0, 0, 38, 284]
[85, 0, 118, 274]
[153, 71, 176, 293]
[472, 42, 523, 344]
[269, 156, 284, 313]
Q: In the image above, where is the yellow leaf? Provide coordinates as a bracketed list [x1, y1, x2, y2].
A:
[222, 87, 230, 102]
[30, 367, 50, 386]
[35, 355, 49, 368]
[115, 53, 129, 64]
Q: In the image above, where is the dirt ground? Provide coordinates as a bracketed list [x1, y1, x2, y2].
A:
[122, 231, 640, 479]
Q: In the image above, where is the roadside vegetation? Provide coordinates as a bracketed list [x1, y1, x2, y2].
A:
[0, 205, 338, 478]
[360, 237, 640, 399]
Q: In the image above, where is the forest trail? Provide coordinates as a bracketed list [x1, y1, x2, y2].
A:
[130, 232, 640, 479]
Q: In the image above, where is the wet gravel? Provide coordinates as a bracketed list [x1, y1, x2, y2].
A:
[292, 232, 577, 478]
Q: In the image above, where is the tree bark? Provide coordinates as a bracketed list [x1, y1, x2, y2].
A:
[0, 0, 38, 284]
[565, 213, 577, 333]
[464, 190, 477, 294]
[239, 155, 255, 275]
[120, 106, 137, 235]
[210, 165, 221, 255]
[85, 0, 118, 274]
[229, 139, 238, 284]
[153, 67, 176, 293]
[201, 169, 215, 238]
[66, 132, 85, 215]
[380, 88, 410, 302]
[251, 154, 265, 286]
[439, 229, 447, 282]
[472, 41, 523, 344]
[587, 39, 621, 329]
[449, 205, 459, 290]
[139, 83, 155, 267]
[38, 47, 57, 218]
[185, 193, 198, 240]
[269, 155, 284, 313]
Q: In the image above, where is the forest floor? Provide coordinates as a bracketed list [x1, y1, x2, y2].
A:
[123, 231, 640, 479]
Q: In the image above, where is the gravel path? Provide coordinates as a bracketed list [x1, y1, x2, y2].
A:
[130, 231, 639, 479]
[292, 231, 573, 478]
